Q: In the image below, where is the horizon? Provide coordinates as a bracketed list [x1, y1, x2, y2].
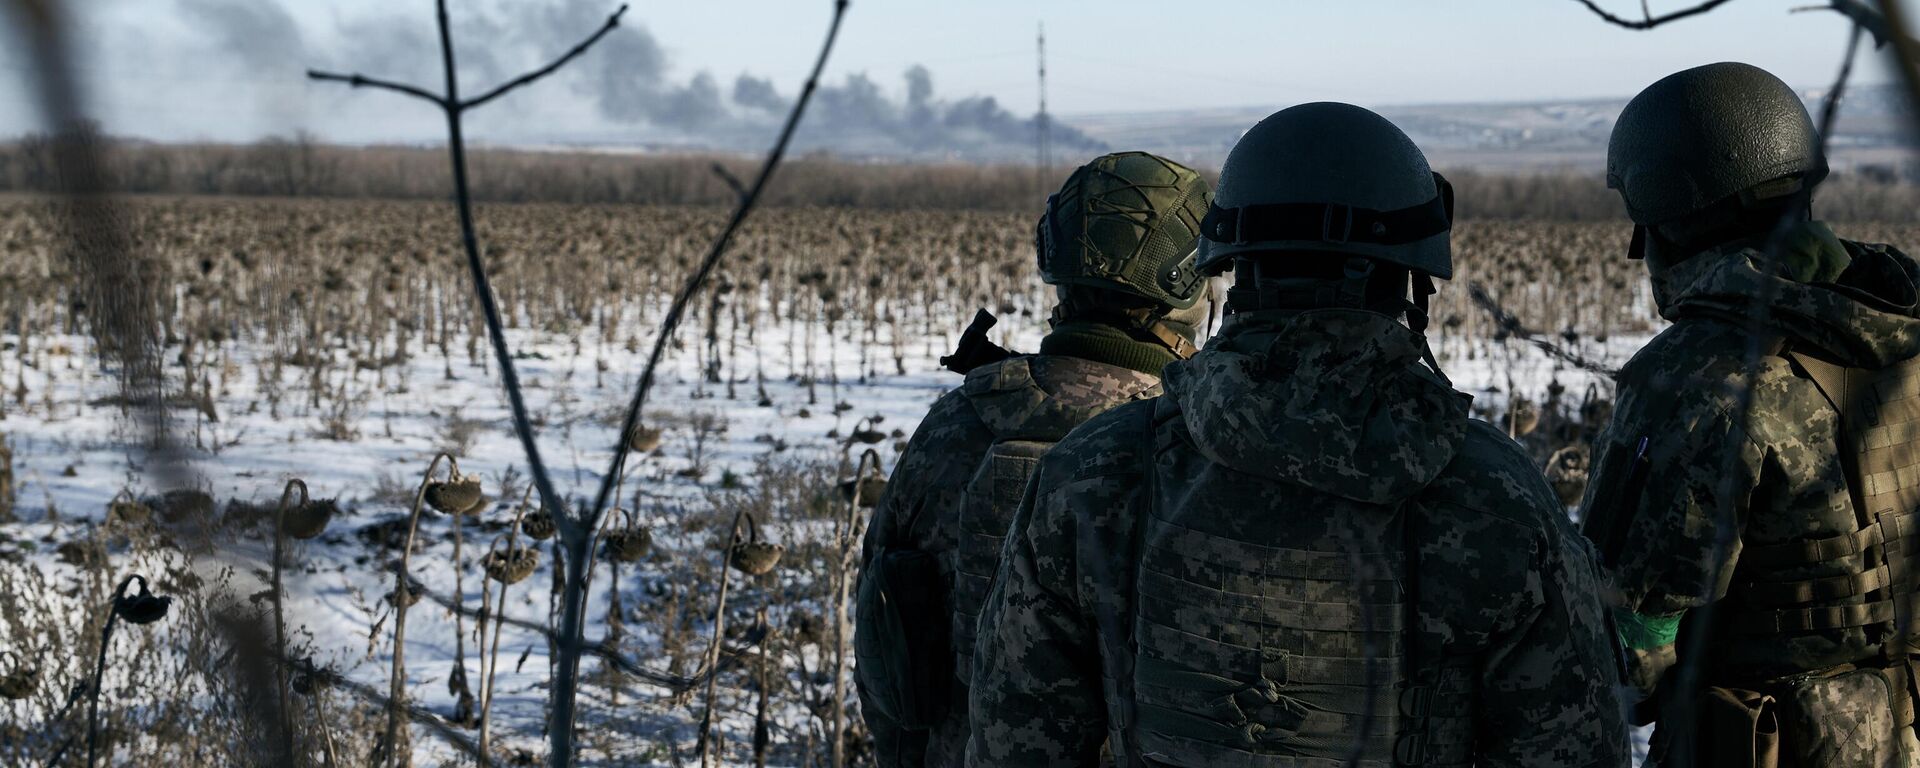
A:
[1, 1, 1904, 154]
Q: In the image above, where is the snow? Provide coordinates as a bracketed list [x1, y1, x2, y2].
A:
[0, 301, 1653, 765]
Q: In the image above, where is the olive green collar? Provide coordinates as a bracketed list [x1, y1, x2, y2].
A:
[1039, 322, 1180, 376]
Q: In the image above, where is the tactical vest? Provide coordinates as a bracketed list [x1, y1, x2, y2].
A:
[950, 356, 1160, 688]
[1727, 351, 1920, 657]
[1109, 401, 1471, 768]
[1706, 349, 1920, 748]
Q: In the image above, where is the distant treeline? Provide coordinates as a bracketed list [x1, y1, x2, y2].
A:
[1, 134, 1916, 221]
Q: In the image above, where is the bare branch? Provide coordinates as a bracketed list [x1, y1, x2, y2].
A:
[1569, 0, 1737, 28]
[306, 69, 447, 107]
[460, 4, 629, 112]
[711, 162, 748, 200]
[591, 0, 853, 530]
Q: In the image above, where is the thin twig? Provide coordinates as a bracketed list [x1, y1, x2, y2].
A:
[305, 70, 448, 107]
[557, 1, 851, 761]
[1569, 0, 1738, 28]
[591, 0, 852, 555]
[711, 163, 748, 201]
[460, 5, 630, 111]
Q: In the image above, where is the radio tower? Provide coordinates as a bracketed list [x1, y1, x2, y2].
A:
[1036, 23, 1051, 192]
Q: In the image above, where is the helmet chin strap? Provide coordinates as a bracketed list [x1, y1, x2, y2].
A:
[1046, 302, 1203, 360]
[1409, 269, 1454, 384]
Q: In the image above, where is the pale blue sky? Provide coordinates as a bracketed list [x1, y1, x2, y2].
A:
[0, 0, 1900, 144]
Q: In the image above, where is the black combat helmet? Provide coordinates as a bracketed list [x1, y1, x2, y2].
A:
[1037, 151, 1213, 309]
[1198, 102, 1454, 279]
[1608, 62, 1827, 230]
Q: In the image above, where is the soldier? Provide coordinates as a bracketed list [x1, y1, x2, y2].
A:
[967, 102, 1629, 767]
[1581, 62, 1920, 764]
[854, 151, 1216, 768]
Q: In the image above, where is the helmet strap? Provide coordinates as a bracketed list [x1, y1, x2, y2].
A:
[1226, 256, 1384, 314]
[1407, 271, 1436, 334]
[1047, 300, 1200, 360]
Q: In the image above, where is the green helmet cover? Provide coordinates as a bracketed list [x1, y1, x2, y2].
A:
[1037, 151, 1213, 310]
[1608, 62, 1828, 226]
[1198, 102, 1453, 278]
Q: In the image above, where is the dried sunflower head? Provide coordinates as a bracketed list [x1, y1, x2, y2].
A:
[728, 541, 784, 576]
[483, 546, 539, 585]
[1545, 445, 1591, 507]
[384, 579, 424, 608]
[0, 656, 35, 700]
[114, 579, 171, 625]
[838, 473, 887, 508]
[605, 528, 652, 563]
[521, 508, 557, 541]
[281, 498, 338, 540]
[627, 425, 663, 454]
[424, 473, 483, 515]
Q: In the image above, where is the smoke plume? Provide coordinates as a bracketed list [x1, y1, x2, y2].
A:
[174, 0, 1104, 161]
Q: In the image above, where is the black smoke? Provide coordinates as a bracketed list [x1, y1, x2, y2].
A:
[180, 0, 1106, 161]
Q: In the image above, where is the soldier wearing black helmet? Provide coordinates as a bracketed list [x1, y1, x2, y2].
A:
[967, 102, 1627, 767]
[854, 151, 1216, 768]
[1581, 61, 1920, 764]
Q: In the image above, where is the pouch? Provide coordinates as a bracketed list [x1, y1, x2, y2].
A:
[1779, 666, 1903, 768]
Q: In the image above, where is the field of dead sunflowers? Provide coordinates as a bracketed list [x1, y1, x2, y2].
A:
[1, 191, 1917, 765]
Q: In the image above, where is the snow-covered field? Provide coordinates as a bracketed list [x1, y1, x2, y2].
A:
[0, 262, 1653, 764]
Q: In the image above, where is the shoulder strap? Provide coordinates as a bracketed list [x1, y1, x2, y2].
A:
[1782, 351, 1870, 528]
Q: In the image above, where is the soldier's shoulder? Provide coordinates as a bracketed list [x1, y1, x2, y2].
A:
[1423, 420, 1567, 534]
[1620, 318, 1792, 390]
[904, 383, 995, 451]
[1028, 354, 1162, 402]
[967, 354, 1161, 406]
[1031, 398, 1160, 485]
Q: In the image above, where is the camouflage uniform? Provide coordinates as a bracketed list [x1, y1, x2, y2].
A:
[856, 151, 1214, 768]
[1580, 231, 1920, 764]
[969, 308, 1629, 767]
[857, 349, 1164, 767]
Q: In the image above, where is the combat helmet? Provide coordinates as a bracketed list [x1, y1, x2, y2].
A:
[1037, 151, 1212, 309]
[1608, 62, 1826, 237]
[1037, 151, 1216, 357]
[1198, 102, 1454, 279]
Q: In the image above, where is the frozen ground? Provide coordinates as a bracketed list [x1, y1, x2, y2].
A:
[0, 305, 1653, 765]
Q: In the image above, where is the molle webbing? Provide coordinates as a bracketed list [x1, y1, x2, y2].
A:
[1736, 351, 1920, 650]
[950, 441, 1046, 683]
[1127, 478, 1460, 767]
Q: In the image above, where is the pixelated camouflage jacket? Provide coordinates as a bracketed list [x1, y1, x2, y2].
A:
[968, 309, 1628, 768]
[1580, 235, 1920, 698]
[855, 352, 1161, 768]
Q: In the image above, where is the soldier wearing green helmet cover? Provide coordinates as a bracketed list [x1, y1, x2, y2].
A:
[966, 102, 1627, 767]
[853, 151, 1216, 768]
[1581, 61, 1920, 765]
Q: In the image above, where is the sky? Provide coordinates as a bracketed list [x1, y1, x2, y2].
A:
[0, 0, 1903, 149]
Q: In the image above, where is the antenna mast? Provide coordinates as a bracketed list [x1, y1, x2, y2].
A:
[1036, 22, 1050, 190]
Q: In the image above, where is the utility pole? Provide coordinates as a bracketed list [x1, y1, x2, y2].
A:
[1036, 22, 1050, 193]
